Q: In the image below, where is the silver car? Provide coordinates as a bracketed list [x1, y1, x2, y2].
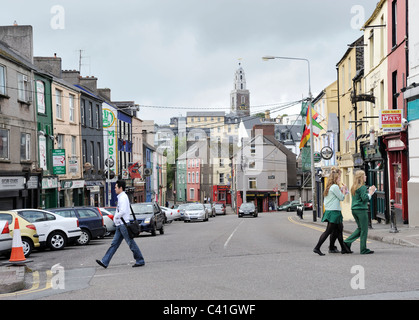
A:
[184, 203, 209, 222]
[204, 203, 215, 217]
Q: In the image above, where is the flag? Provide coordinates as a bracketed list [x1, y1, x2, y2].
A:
[312, 118, 324, 137]
[306, 106, 319, 127]
[299, 125, 310, 149]
[305, 106, 323, 137]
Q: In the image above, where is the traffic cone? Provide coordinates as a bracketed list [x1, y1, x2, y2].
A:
[9, 218, 26, 264]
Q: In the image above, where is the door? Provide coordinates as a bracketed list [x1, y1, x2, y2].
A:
[368, 161, 387, 221]
[17, 210, 49, 243]
[76, 208, 103, 237]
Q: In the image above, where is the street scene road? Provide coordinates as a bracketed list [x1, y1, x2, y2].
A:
[1, 211, 419, 300]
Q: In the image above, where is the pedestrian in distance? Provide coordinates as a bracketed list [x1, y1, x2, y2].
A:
[313, 171, 352, 256]
[344, 170, 376, 254]
[96, 180, 145, 268]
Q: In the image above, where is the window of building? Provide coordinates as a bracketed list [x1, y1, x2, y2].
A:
[196, 171, 199, 184]
[0, 129, 9, 159]
[69, 94, 75, 122]
[57, 134, 64, 149]
[392, 0, 397, 48]
[20, 133, 30, 161]
[219, 173, 225, 184]
[81, 99, 85, 125]
[392, 71, 398, 109]
[248, 177, 257, 189]
[0, 65, 5, 96]
[190, 188, 195, 200]
[55, 89, 62, 119]
[18, 73, 31, 102]
[71, 136, 77, 156]
[89, 102, 93, 127]
[192, 172, 195, 183]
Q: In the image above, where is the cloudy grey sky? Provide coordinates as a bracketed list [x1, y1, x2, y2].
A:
[2, 0, 378, 124]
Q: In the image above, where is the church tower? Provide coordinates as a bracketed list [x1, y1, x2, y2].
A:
[230, 63, 250, 117]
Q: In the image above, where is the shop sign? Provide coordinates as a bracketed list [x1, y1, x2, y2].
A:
[380, 110, 402, 132]
[0, 177, 25, 190]
[42, 177, 58, 189]
[103, 104, 118, 182]
[52, 149, 66, 175]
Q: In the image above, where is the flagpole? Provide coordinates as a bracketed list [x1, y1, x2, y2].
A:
[263, 55, 317, 221]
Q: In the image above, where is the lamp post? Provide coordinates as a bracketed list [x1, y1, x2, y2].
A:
[262, 55, 317, 221]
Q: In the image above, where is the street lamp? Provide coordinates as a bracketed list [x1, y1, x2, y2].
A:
[262, 55, 317, 221]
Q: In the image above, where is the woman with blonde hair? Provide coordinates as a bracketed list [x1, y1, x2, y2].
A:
[313, 171, 352, 256]
[344, 170, 376, 254]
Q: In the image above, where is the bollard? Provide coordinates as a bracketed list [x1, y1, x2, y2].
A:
[389, 199, 399, 234]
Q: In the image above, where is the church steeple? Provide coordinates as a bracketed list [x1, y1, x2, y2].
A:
[231, 63, 250, 117]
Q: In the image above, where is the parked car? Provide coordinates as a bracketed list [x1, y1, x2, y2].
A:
[0, 211, 40, 257]
[238, 202, 258, 218]
[178, 203, 191, 220]
[184, 203, 209, 222]
[14, 209, 81, 251]
[277, 200, 302, 212]
[204, 203, 215, 217]
[48, 207, 106, 245]
[161, 206, 181, 223]
[0, 220, 12, 256]
[99, 208, 116, 236]
[130, 202, 165, 236]
[213, 203, 226, 215]
[304, 200, 313, 210]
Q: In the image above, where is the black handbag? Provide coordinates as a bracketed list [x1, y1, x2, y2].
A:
[121, 206, 140, 239]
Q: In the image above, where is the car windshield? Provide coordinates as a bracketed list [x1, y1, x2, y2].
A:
[131, 203, 154, 214]
[240, 203, 255, 210]
[188, 204, 203, 210]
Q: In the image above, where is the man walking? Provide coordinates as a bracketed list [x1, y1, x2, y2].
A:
[96, 180, 145, 268]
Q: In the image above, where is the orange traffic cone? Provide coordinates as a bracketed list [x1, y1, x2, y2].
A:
[9, 218, 26, 264]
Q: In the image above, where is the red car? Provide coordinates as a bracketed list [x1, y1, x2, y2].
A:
[304, 200, 313, 210]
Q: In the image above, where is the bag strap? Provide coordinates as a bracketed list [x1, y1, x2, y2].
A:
[121, 217, 128, 225]
[130, 205, 137, 221]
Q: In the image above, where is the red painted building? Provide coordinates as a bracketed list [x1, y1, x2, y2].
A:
[385, 0, 409, 223]
[186, 158, 200, 202]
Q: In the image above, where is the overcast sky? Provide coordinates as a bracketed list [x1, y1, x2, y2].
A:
[2, 0, 379, 124]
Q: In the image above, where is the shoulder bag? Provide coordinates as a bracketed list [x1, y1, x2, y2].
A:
[121, 205, 140, 239]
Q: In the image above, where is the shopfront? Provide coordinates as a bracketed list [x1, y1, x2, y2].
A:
[41, 177, 58, 209]
[59, 180, 84, 207]
[0, 173, 41, 209]
[360, 138, 389, 222]
[382, 131, 409, 224]
[213, 185, 231, 205]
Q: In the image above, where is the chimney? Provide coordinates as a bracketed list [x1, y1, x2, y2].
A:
[62, 70, 81, 85]
[265, 110, 271, 119]
[98, 88, 111, 101]
[253, 123, 275, 138]
[0, 25, 33, 63]
[79, 76, 98, 92]
[34, 56, 62, 78]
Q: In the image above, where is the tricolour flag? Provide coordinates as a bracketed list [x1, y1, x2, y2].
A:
[299, 125, 310, 149]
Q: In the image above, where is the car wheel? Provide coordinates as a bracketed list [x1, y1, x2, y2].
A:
[48, 231, 67, 250]
[77, 229, 91, 245]
[159, 224, 164, 235]
[21, 237, 33, 257]
[151, 223, 157, 236]
[287, 207, 291, 212]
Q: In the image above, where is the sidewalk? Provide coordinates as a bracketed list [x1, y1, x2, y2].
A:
[300, 212, 419, 248]
[0, 265, 26, 295]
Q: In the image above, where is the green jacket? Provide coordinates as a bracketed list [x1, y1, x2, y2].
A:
[351, 185, 371, 211]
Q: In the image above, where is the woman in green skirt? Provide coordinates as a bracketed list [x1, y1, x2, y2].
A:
[313, 171, 352, 256]
[344, 170, 376, 254]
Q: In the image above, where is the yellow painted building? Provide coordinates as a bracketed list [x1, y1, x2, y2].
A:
[51, 78, 83, 207]
[336, 36, 366, 220]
